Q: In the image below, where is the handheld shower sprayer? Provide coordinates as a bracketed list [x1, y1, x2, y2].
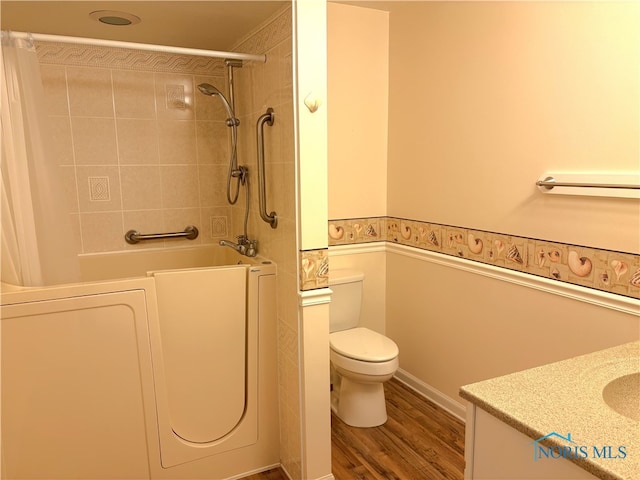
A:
[197, 83, 240, 127]
[197, 82, 245, 199]
[196, 66, 256, 257]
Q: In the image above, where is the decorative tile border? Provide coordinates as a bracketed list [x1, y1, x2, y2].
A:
[233, 5, 291, 55]
[299, 249, 329, 291]
[329, 217, 640, 300]
[35, 42, 225, 75]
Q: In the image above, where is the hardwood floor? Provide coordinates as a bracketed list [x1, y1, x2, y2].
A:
[243, 468, 290, 480]
[331, 378, 465, 479]
[244, 378, 465, 480]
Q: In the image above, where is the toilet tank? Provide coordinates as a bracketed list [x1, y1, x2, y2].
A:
[328, 269, 364, 332]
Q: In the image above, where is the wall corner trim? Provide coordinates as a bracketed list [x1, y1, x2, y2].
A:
[387, 243, 640, 316]
[328, 243, 387, 256]
[298, 288, 333, 307]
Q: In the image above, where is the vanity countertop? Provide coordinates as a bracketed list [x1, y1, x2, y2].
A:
[460, 341, 640, 480]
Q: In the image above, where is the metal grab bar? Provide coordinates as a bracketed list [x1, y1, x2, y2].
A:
[125, 225, 199, 244]
[256, 108, 278, 229]
[536, 177, 640, 191]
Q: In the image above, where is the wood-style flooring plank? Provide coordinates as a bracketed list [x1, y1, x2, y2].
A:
[243, 377, 465, 480]
[241, 467, 289, 480]
[331, 378, 465, 480]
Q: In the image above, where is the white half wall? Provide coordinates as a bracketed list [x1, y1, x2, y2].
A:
[329, 243, 386, 334]
[386, 244, 640, 410]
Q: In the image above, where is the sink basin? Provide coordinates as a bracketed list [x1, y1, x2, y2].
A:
[602, 372, 640, 421]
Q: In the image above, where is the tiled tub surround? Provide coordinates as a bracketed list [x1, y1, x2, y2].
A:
[230, 7, 306, 479]
[32, 7, 307, 480]
[37, 41, 235, 254]
[328, 217, 640, 300]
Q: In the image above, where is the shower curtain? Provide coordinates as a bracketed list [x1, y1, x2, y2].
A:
[1, 31, 79, 286]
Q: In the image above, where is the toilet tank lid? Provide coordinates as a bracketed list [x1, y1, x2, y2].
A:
[329, 269, 364, 286]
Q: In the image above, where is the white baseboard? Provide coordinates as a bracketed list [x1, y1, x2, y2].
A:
[394, 368, 466, 422]
[227, 463, 282, 480]
[328, 242, 386, 256]
[279, 464, 334, 480]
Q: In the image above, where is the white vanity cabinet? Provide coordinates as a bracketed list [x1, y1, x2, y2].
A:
[461, 342, 639, 480]
[464, 405, 599, 480]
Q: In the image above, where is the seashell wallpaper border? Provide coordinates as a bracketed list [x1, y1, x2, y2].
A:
[300, 249, 329, 291]
[327, 216, 640, 300]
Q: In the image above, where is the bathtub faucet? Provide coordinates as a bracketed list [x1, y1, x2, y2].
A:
[219, 235, 257, 258]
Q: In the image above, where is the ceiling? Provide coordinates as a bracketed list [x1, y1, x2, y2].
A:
[0, 1, 289, 52]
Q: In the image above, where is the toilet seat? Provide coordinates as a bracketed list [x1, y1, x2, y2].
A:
[330, 327, 399, 362]
[331, 349, 399, 377]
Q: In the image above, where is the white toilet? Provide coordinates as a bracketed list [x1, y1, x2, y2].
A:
[329, 269, 399, 428]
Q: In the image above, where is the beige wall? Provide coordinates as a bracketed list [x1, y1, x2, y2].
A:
[387, 250, 640, 408]
[384, 0, 640, 407]
[328, 1, 640, 413]
[328, 2, 388, 220]
[387, 1, 640, 254]
[326, 3, 389, 340]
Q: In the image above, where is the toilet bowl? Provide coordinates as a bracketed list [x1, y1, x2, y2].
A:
[329, 270, 399, 428]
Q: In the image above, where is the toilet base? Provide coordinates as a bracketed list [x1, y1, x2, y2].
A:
[335, 376, 388, 428]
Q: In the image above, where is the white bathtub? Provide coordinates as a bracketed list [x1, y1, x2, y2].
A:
[1, 245, 280, 480]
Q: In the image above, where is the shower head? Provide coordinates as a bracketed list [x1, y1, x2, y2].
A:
[197, 83, 223, 97]
[197, 83, 239, 127]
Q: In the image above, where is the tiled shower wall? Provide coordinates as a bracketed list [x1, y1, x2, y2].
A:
[38, 42, 232, 253]
[232, 7, 302, 479]
[38, 5, 302, 479]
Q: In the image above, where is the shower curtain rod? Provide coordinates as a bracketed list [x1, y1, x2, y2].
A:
[10, 31, 266, 63]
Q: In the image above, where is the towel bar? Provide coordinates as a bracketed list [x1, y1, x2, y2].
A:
[536, 177, 640, 190]
[535, 174, 640, 199]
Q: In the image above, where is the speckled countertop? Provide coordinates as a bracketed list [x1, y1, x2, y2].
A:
[460, 341, 640, 480]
